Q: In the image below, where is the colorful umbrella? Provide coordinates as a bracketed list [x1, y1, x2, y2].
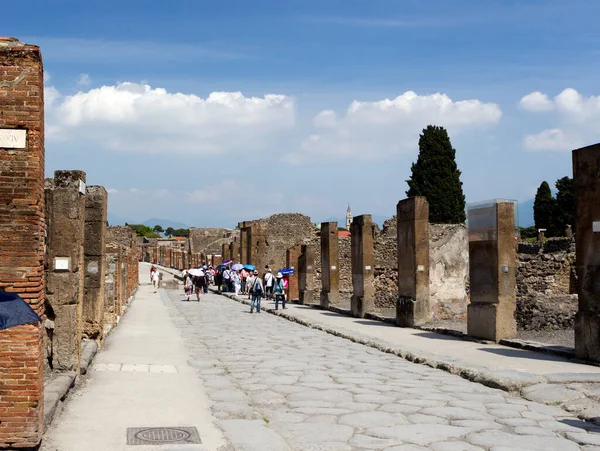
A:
[223, 260, 233, 265]
[231, 263, 244, 271]
[243, 264, 256, 271]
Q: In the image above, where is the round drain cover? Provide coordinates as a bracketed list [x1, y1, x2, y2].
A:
[135, 428, 191, 443]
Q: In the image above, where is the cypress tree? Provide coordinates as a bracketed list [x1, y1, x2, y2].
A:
[554, 176, 574, 233]
[533, 181, 557, 235]
[406, 125, 466, 223]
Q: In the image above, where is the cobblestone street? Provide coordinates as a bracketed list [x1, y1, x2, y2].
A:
[164, 286, 600, 451]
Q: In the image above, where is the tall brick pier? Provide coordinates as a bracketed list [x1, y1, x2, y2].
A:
[0, 38, 45, 448]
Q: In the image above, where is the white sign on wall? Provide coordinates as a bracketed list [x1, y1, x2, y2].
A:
[0, 129, 26, 149]
[54, 257, 70, 271]
[79, 180, 86, 195]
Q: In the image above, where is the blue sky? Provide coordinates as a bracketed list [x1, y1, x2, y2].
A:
[7, 0, 600, 227]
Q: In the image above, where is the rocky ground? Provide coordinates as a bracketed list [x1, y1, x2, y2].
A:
[165, 288, 600, 450]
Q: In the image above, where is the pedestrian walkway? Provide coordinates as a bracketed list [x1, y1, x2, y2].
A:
[40, 264, 227, 451]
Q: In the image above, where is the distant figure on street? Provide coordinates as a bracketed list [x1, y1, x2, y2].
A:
[150, 266, 156, 285]
[264, 268, 274, 300]
[232, 270, 241, 296]
[184, 270, 193, 301]
[274, 272, 286, 310]
[215, 269, 223, 294]
[152, 269, 160, 293]
[246, 271, 255, 300]
[192, 270, 205, 302]
[223, 267, 232, 292]
[250, 270, 263, 313]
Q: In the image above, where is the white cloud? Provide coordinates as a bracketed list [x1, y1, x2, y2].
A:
[289, 91, 501, 163]
[521, 88, 600, 152]
[129, 188, 140, 193]
[188, 180, 239, 204]
[519, 91, 554, 112]
[107, 188, 119, 194]
[523, 128, 582, 152]
[45, 82, 295, 155]
[76, 73, 91, 86]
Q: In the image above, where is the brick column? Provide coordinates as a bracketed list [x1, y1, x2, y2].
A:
[467, 200, 517, 342]
[298, 244, 315, 305]
[45, 171, 86, 373]
[83, 186, 107, 340]
[350, 215, 375, 318]
[222, 243, 230, 261]
[0, 38, 45, 449]
[574, 144, 600, 360]
[320, 222, 340, 309]
[286, 244, 302, 302]
[214, 255, 223, 267]
[397, 197, 430, 327]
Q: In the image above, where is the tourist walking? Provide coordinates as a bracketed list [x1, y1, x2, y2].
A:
[184, 270, 193, 301]
[274, 272, 286, 310]
[264, 268, 274, 300]
[240, 268, 248, 294]
[152, 269, 160, 293]
[215, 269, 223, 294]
[232, 270, 241, 296]
[223, 267, 232, 292]
[150, 265, 156, 285]
[192, 270, 205, 302]
[246, 271, 255, 300]
[250, 270, 263, 313]
[203, 266, 209, 293]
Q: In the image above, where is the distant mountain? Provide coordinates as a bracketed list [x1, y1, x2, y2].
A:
[141, 218, 189, 230]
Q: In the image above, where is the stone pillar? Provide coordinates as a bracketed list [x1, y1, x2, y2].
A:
[396, 197, 430, 327]
[0, 38, 45, 449]
[320, 222, 340, 309]
[286, 244, 302, 301]
[467, 200, 517, 342]
[230, 239, 240, 263]
[83, 186, 107, 340]
[222, 243, 231, 261]
[45, 171, 87, 374]
[239, 222, 249, 264]
[214, 255, 223, 267]
[573, 144, 600, 361]
[298, 244, 315, 305]
[350, 215, 375, 318]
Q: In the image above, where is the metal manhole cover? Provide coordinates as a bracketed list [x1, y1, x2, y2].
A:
[127, 427, 201, 445]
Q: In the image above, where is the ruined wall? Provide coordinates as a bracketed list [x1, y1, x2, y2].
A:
[429, 224, 469, 319]
[374, 218, 398, 309]
[516, 238, 577, 331]
[189, 227, 238, 255]
[105, 226, 137, 328]
[265, 214, 315, 271]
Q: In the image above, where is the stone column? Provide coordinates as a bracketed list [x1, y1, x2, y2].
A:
[397, 197, 430, 327]
[45, 171, 87, 372]
[320, 222, 340, 309]
[222, 243, 230, 261]
[467, 200, 517, 342]
[573, 144, 600, 361]
[83, 186, 107, 340]
[298, 244, 315, 305]
[230, 239, 240, 263]
[350, 215, 375, 318]
[286, 244, 302, 301]
[0, 38, 45, 449]
[248, 221, 268, 272]
[239, 222, 249, 264]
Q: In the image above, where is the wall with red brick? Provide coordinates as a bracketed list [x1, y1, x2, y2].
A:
[0, 38, 45, 448]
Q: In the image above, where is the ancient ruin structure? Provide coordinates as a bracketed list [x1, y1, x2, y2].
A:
[83, 186, 107, 340]
[350, 215, 375, 317]
[467, 200, 517, 341]
[397, 197, 430, 327]
[320, 222, 340, 309]
[45, 171, 87, 373]
[573, 143, 600, 361]
[298, 244, 315, 305]
[0, 38, 46, 449]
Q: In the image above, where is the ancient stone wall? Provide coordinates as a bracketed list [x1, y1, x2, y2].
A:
[516, 238, 576, 331]
[429, 224, 469, 319]
[189, 227, 238, 255]
[373, 218, 398, 310]
[265, 214, 315, 271]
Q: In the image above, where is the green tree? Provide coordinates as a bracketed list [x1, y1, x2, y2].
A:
[533, 181, 557, 235]
[153, 225, 164, 234]
[128, 224, 160, 238]
[165, 227, 175, 237]
[171, 228, 189, 238]
[554, 176, 574, 233]
[406, 125, 466, 223]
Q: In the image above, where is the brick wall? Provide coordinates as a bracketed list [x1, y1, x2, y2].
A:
[0, 39, 45, 448]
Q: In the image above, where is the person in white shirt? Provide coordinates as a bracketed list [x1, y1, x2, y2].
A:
[264, 268, 274, 300]
[152, 270, 160, 293]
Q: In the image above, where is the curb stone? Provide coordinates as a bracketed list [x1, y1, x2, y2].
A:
[43, 372, 76, 430]
[210, 288, 600, 425]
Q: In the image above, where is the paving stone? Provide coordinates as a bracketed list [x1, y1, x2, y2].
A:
[565, 431, 600, 446]
[367, 425, 473, 445]
[466, 430, 581, 451]
[419, 407, 492, 421]
[349, 434, 401, 449]
[339, 411, 398, 428]
[430, 441, 484, 451]
[274, 423, 354, 447]
[288, 389, 353, 403]
[382, 445, 429, 451]
[336, 401, 380, 411]
[380, 404, 422, 414]
[219, 419, 291, 451]
[513, 426, 558, 436]
[407, 414, 449, 425]
[355, 394, 395, 404]
[495, 418, 538, 427]
[450, 420, 504, 430]
[522, 383, 586, 405]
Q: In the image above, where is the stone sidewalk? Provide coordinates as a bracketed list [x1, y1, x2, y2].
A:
[213, 289, 600, 424]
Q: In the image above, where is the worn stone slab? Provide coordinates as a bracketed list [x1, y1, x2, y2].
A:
[546, 373, 600, 384]
[522, 383, 586, 404]
[367, 425, 473, 445]
[219, 419, 291, 451]
[466, 430, 580, 451]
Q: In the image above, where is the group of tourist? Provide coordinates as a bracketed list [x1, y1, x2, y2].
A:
[180, 264, 288, 313]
